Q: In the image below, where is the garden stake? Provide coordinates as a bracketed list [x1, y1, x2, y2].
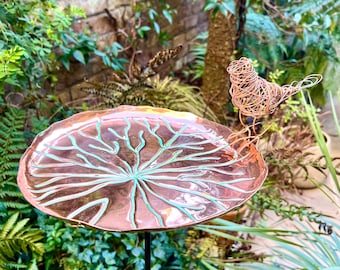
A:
[145, 232, 151, 270]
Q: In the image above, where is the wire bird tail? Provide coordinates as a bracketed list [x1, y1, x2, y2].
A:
[281, 74, 323, 101]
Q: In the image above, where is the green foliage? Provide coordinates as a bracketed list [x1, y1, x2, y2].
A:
[0, 0, 86, 93]
[134, 1, 176, 44]
[232, 219, 340, 269]
[250, 192, 333, 231]
[0, 107, 27, 180]
[0, 0, 178, 100]
[82, 45, 217, 121]
[38, 215, 201, 269]
[0, 107, 31, 221]
[83, 75, 218, 122]
[300, 92, 340, 195]
[183, 32, 208, 82]
[203, 0, 236, 16]
[0, 46, 25, 91]
[243, 0, 339, 102]
[95, 42, 129, 71]
[144, 76, 218, 121]
[58, 32, 97, 71]
[195, 217, 338, 269]
[189, 1, 338, 103]
[0, 213, 44, 269]
[268, 231, 340, 268]
[243, 7, 285, 68]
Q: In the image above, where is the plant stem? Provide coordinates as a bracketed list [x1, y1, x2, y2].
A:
[300, 92, 340, 196]
[329, 92, 340, 138]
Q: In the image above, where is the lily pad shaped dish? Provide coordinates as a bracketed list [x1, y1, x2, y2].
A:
[18, 106, 267, 232]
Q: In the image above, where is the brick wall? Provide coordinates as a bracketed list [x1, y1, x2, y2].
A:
[56, 0, 208, 103]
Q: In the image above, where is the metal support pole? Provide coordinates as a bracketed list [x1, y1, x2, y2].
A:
[145, 231, 151, 270]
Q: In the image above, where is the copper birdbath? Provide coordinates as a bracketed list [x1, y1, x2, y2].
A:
[17, 106, 267, 267]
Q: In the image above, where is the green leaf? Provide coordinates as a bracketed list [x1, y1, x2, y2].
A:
[162, 10, 173, 24]
[137, 26, 151, 38]
[60, 56, 70, 71]
[72, 50, 86, 64]
[153, 247, 166, 260]
[0, 213, 44, 267]
[293, 13, 302, 24]
[221, 0, 236, 15]
[110, 42, 123, 56]
[103, 250, 116, 265]
[94, 50, 106, 57]
[203, 2, 217, 12]
[64, 33, 78, 44]
[153, 21, 160, 34]
[79, 248, 93, 263]
[323, 15, 331, 28]
[148, 9, 157, 21]
[131, 247, 143, 257]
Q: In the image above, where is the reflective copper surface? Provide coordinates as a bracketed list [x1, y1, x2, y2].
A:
[18, 106, 267, 232]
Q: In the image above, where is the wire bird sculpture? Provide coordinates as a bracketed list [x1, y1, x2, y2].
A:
[227, 57, 322, 123]
[225, 57, 322, 147]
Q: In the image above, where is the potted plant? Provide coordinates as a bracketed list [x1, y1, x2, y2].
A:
[282, 125, 331, 188]
[259, 99, 331, 189]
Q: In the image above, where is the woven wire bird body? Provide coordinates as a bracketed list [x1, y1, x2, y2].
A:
[227, 57, 322, 120]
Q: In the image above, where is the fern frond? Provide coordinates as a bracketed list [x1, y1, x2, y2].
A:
[2, 203, 28, 212]
[0, 190, 25, 199]
[1, 262, 27, 269]
[0, 107, 29, 220]
[0, 107, 26, 181]
[0, 213, 44, 268]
